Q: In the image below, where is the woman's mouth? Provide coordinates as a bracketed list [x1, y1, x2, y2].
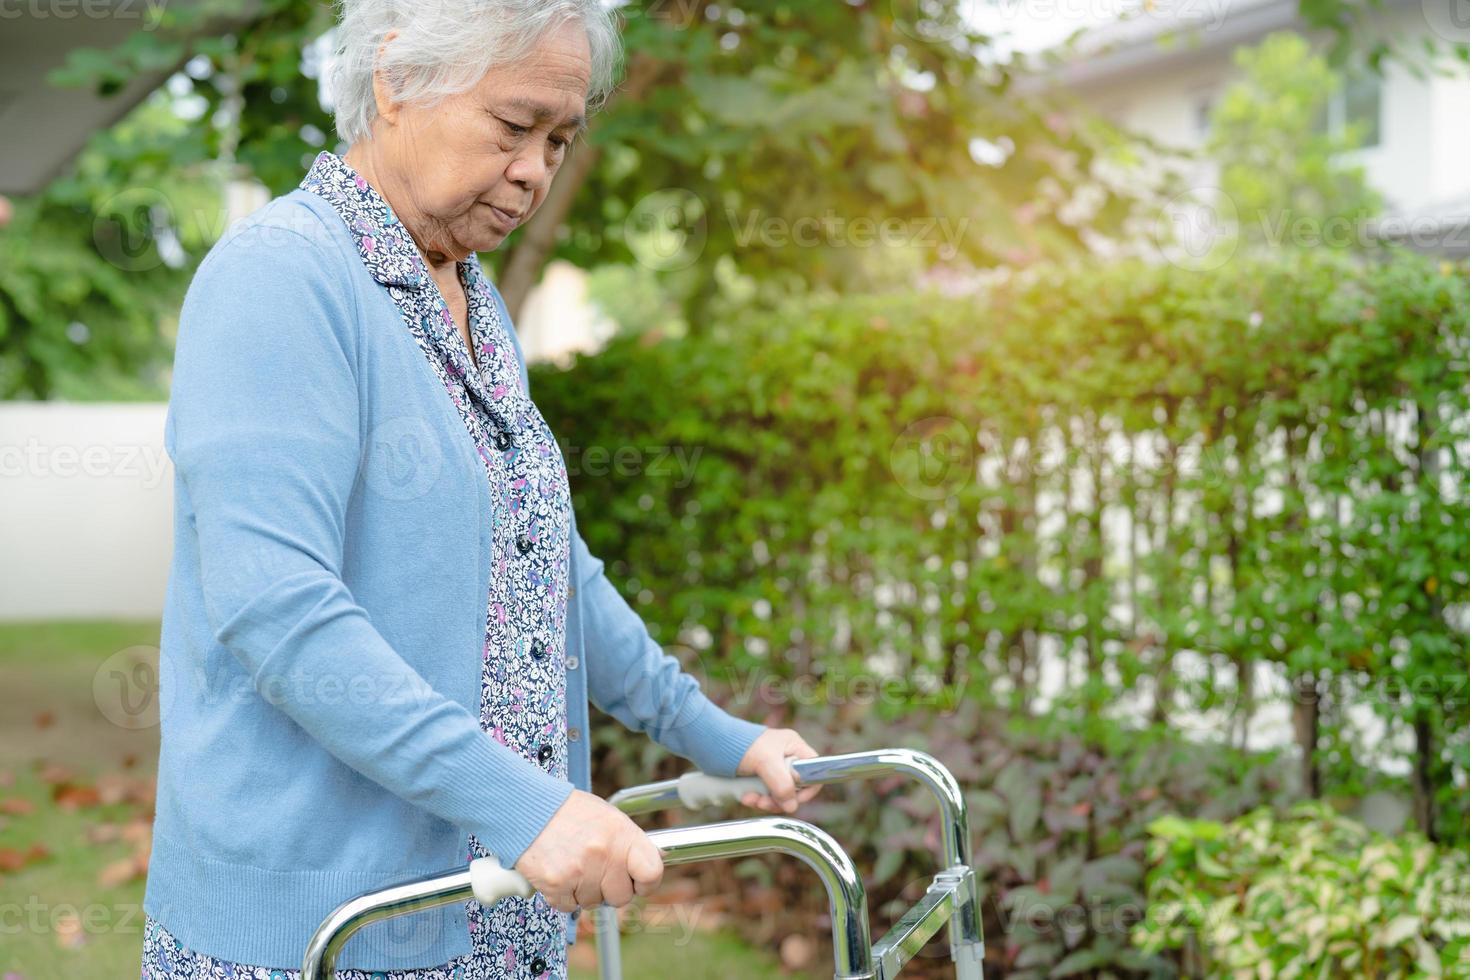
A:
[485, 203, 522, 232]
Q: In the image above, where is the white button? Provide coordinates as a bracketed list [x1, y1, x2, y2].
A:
[568, 727, 581, 742]
[566, 657, 579, 670]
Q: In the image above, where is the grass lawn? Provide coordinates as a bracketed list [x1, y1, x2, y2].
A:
[0, 621, 800, 980]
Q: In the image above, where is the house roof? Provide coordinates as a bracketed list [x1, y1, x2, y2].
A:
[0, 0, 254, 196]
[1018, 0, 1415, 92]
[1369, 194, 1470, 257]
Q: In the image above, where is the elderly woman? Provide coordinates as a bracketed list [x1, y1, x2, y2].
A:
[138, 2, 819, 977]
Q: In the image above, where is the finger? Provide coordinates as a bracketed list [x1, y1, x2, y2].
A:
[795, 785, 822, 804]
[600, 865, 634, 908]
[789, 735, 820, 759]
[627, 837, 664, 895]
[760, 755, 800, 813]
[576, 848, 608, 911]
[573, 877, 605, 910]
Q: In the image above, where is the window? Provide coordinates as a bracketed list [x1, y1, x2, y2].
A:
[1194, 93, 1216, 139]
[1341, 73, 1383, 148]
[1318, 72, 1382, 149]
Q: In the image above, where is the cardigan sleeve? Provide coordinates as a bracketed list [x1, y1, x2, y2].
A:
[487, 280, 768, 777]
[166, 219, 572, 869]
[569, 527, 768, 777]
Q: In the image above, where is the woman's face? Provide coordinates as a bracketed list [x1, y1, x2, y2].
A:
[364, 19, 591, 262]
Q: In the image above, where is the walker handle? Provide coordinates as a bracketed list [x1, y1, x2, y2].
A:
[468, 856, 533, 905]
[676, 772, 771, 808]
[675, 758, 801, 809]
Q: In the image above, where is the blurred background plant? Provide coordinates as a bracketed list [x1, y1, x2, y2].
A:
[1135, 803, 1470, 976]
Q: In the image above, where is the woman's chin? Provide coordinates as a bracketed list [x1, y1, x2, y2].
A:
[468, 227, 510, 253]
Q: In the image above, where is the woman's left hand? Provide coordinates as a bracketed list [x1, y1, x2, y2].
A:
[735, 728, 822, 814]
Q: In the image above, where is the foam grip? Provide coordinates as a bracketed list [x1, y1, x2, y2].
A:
[469, 857, 534, 906]
[675, 772, 772, 809]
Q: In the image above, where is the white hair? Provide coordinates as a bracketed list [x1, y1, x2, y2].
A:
[326, 0, 623, 145]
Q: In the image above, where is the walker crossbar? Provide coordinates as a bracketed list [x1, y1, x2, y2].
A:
[300, 817, 874, 980]
[601, 748, 985, 980]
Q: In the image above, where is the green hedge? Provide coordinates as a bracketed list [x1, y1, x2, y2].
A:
[1136, 803, 1470, 977]
[534, 247, 1470, 846]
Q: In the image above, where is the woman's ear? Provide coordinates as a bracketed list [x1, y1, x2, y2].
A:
[371, 29, 402, 127]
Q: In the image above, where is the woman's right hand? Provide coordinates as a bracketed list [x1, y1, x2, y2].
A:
[513, 789, 663, 913]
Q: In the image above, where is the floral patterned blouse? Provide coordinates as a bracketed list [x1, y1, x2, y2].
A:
[141, 150, 575, 980]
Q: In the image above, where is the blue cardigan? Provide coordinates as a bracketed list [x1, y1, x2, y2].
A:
[141, 188, 766, 971]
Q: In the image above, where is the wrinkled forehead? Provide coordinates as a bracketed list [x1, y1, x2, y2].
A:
[496, 94, 588, 135]
[478, 25, 592, 129]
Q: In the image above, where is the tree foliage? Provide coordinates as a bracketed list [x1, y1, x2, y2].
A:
[16, 0, 1463, 394]
[534, 248, 1470, 848]
[43, 0, 1153, 322]
[0, 95, 220, 399]
[1208, 31, 1382, 254]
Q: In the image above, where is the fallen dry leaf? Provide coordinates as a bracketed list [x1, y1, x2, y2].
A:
[52, 783, 102, 811]
[121, 819, 152, 845]
[33, 711, 55, 730]
[96, 773, 132, 806]
[0, 843, 52, 873]
[86, 823, 121, 845]
[0, 798, 35, 816]
[98, 857, 142, 888]
[780, 934, 816, 969]
[37, 763, 72, 785]
[127, 775, 157, 806]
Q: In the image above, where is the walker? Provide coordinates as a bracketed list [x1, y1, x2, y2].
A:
[301, 748, 985, 980]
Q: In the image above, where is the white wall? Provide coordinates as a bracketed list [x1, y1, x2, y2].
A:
[514, 259, 617, 368]
[1062, 8, 1464, 217]
[1351, 53, 1434, 213]
[1429, 53, 1470, 205]
[0, 259, 611, 622]
[0, 402, 174, 621]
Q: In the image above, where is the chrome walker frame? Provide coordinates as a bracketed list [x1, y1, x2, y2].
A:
[301, 748, 984, 980]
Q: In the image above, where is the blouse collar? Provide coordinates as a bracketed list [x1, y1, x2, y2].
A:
[298, 150, 428, 290]
[297, 149, 526, 426]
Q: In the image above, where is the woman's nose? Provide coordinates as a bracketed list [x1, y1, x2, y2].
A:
[507, 145, 551, 190]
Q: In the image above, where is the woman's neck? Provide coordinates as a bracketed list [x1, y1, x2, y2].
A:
[341, 143, 462, 277]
